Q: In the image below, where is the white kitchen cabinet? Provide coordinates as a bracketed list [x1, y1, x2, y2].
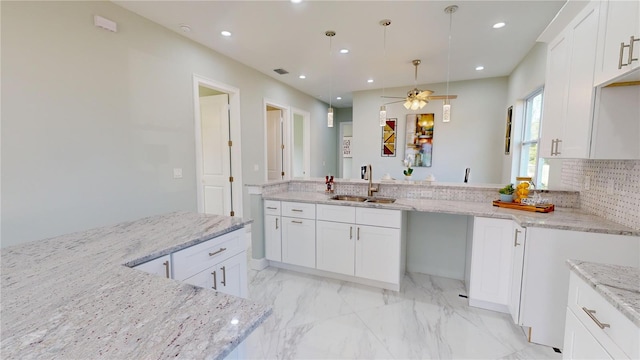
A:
[281, 215, 316, 268]
[540, 1, 599, 159]
[264, 200, 282, 261]
[563, 271, 638, 359]
[316, 220, 355, 276]
[182, 252, 248, 298]
[172, 229, 244, 281]
[563, 309, 614, 359]
[468, 217, 514, 313]
[134, 254, 172, 279]
[355, 224, 401, 284]
[593, 0, 640, 86]
[508, 223, 526, 325]
[519, 228, 639, 349]
[590, 84, 640, 159]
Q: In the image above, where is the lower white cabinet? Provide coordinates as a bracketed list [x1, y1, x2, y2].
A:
[508, 223, 526, 324]
[264, 214, 282, 261]
[469, 217, 515, 313]
[563, 271, 638, 359]
[134, 254, 172, 279]
[183, 251, 248, 298]
[355, 224, 401, 284]
[563, 309, 613, 359]
[316, 220, 355, 276]
[281, 216, 316, 268]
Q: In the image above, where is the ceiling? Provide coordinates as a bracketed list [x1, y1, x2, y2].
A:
[114, 1, 567, 107]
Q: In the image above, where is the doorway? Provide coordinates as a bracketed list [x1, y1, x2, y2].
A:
[263, 99, 290, 181]
[193, 75, 243, 217]
[291, 107, 311, 178]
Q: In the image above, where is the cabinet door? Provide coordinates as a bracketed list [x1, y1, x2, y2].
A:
[562, 3, 598, 158]
[469, 217, 513, 307]
[508, 224, 526, 325]
[281, 217, 316, 268]
[594, 0, 640, 85]
[355, 225, 400, 284]
[134, 254, 172, 279]
[216, 252, 248, 298]
[316, 220, 355, 276]
[540, 31, 570, 158]
[563, 309, 613, 360]
[264, 214, 282, 261]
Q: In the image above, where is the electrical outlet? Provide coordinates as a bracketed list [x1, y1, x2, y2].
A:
[606, 179, 614, 195]
[583, 176, 590, 190]
[253, 164, 259, 172]
[173, 168, 183, 179]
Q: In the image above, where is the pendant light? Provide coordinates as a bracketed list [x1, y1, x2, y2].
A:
[443, 5, 458, 122]
[326, 30, 336, 128]
[379, 20, 391, 126]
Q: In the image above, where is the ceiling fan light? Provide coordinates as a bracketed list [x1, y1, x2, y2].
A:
[379, 105, 386, 126]
[403, 100, 412, 110]
[419, 100, 427, 109]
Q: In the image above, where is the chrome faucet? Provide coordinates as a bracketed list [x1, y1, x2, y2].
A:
[367, 164, 378, 197]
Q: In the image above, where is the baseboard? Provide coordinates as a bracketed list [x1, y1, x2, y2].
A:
[468, 298, 510, 314]
[250, 257, 269, 271]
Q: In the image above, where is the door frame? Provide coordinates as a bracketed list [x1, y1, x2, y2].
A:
[193, 74, 243, 217]
[291, 107, 311, 178]
[263, 98, 290, 182]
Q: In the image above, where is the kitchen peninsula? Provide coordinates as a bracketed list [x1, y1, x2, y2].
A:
[0, 212, 270, 359]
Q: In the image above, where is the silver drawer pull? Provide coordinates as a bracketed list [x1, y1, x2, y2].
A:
[582, 307, 610, 329]
[291, 209, 303, 212]
[209, 247, 227, 257]
[266, 206, 277, 210]
[292, 220, 303, 224]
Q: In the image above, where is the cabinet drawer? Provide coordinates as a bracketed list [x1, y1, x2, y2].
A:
[567, 272, 638, 359]
[282, 201, 316, 219]
[264, 200, 281, 216]
[317, 204, 356, 223]
[172, 229, 244, 281]
[356, 207, 401, 228]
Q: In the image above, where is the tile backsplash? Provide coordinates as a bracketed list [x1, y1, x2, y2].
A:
[562, 159, 640, 230]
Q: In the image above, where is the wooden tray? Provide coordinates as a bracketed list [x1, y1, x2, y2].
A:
[492, 200, 555, 213]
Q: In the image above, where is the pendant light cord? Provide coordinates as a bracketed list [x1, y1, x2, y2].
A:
[382, 22, 387, 98]
[329, 33, 333, 109]
[445, 7, 454, 102]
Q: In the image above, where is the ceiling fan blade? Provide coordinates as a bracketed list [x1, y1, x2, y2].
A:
[381, 96, 406, 99]
[417, 90, 434, 97]
[384, 100, 405, 105]
[428, 95, 458, 100]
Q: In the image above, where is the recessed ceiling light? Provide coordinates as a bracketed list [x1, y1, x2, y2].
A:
[336, 96, 342, 100]
[475, 66, 485, 71]
[367, 79, 374, 83]
[299, 75, 306, 79]
[493, 22, 506, 29]
[220, 30, 232, 37]
[339, 49, 349, 54]
[291, 0, 302, 3]
[179, 24, 191, 33]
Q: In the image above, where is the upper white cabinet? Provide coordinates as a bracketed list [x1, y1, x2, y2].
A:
[593, 0, 640, 86]
[540, 1, 599, 159]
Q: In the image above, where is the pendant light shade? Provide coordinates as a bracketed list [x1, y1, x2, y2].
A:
[443, 5, 458, 122]
[326, 30, 336, 128]
[379, 105, 387, 126]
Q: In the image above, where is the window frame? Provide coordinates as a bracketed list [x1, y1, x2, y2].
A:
[519, 88, 545, 187]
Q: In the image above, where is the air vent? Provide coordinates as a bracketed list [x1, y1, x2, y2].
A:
[273, 68, 289, 75]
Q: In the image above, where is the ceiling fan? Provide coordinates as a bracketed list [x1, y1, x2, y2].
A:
[383, 59, 457, 110]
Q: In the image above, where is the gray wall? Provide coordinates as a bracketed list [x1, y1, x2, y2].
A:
[1, 1, 336, 247]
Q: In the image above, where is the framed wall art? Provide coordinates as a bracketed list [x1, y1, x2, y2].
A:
[381, 118, 397, 157]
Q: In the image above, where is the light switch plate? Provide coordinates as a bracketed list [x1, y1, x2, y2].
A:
[173, 168, 183, 179]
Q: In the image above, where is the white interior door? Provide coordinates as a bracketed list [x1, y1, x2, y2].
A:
[267, 109, 283, 180]
[199, 94, 231, 215]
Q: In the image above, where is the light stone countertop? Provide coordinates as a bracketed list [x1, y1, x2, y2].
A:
[566, 259, 640, 327]
[0, 212, 270, 359]
[263, 191, 640, 236]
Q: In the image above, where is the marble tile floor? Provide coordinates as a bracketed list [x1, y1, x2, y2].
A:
[242, 267, 562, 359]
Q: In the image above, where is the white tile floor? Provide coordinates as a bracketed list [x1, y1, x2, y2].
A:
[243, 267, 562, 359]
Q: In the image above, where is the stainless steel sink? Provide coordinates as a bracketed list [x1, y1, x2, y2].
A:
[330, 195, 368, 202]
[330, 195, 396, 204]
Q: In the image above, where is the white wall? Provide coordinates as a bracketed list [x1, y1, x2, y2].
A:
[351, 77, 508, 183]
[1, 1, 335, 247]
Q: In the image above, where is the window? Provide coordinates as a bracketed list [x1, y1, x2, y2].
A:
[519, 88, 548, 188]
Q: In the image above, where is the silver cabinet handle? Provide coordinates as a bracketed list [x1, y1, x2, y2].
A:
[212, 270, 217, 290]
[275, 217, 278, 230]
[266, 206, 277, 210]
[221, 266, 226, 286]
[550, 139, 557, 156]
[514, 229, 522, 247]
[209, 247, 227, 257]
[357, 227, 360, 241]
[619, 41, 628, 69]
[582, 307, 610, 329]
[292, 209, 303, 212]
[292, 220, 303, 224]
[629, 36, 639, 65]
[163, 260, 170, 279]
[349, 226, 353, 240]
[555, 139, 562, 156]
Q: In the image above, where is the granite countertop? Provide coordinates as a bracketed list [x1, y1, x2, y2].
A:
[263, 191, 640, 236]
[0, 212, 270, 359]
[566, 259, 640, 327]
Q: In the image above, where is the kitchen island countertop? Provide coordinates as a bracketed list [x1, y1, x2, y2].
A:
[0, 212, 270, 359]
